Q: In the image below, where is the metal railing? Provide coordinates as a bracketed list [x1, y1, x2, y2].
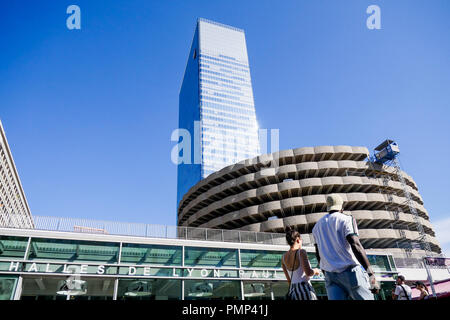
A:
[1, 213, 444, 269]
[0, 213, 294, 246]
[390, 252, 446, 269]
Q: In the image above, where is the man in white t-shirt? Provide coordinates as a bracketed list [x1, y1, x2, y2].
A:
[312, 194, 379, 300]
[393, 275, 412, 300]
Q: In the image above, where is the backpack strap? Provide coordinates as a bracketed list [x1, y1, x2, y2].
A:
[400, 285, 410, 300]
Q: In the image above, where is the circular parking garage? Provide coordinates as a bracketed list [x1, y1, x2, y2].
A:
[178, 146, 441, 255]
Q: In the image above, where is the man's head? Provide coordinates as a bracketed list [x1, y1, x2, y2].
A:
[327, 194, 344, 212]
[396, 275, 406, 284]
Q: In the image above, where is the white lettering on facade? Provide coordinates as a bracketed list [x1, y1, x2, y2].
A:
[200, 269, 208, 277]
[97, 265, 105, 275]
[9, 261, 20, 272]
[28, 263, 38, 272]
[3, 261, 277, 280]
[80, 265, 88, 274]
[128, 266, 137, 276]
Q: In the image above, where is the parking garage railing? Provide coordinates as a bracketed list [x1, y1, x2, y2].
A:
[1, 213, 444, 268]
[0, 213, 300, 246]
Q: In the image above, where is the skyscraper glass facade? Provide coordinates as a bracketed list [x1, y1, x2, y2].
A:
[177, 18, 260, 209]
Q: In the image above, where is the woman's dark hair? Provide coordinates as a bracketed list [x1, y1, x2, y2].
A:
[285, 226, 301, 246]
[415, 281, 429, 293]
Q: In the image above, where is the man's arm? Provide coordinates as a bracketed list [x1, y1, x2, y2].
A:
[346, 234, 379, 292]
[314, 244, 320, 265]
[392, 286, 400, 300]
[346, 234, 371, 272]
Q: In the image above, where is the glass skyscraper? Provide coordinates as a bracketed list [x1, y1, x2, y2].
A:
[177, 18, 260, 209]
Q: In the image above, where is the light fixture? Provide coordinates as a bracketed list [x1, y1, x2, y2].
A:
[56, 278, 87, 296]
[187, 282, 213, 297]
[244, 283, 266, 298]
[124, 281, 152, 297]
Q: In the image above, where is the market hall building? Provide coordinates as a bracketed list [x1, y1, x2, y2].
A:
[0, 217, 402, 301]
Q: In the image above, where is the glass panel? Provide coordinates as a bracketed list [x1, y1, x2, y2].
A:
[272, 281, 289, 300]
[0, 275, 18, 300]
[184, 247, 238, 267]
[184, 280, 240, 300]
[243, 281, 288, 300]
[243, 281, 272, 300]
[20, 276, 114, 300]
[118, 266, 182, 277]
[0, 236, 28, 259]
[311, 281, 328, 300]
[182, 269, 238, 278]
[120, 244, 182, 266]
[367, 255, 391, 272]
[117, 279, 181, 300]
[27, 238, 119, 263]
[388, 255, 397, 271]
[307, 252, 319, 269]
[240, 250, 283, 269]
[374, 281, 396, 301]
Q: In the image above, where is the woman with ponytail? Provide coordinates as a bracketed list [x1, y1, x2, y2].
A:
[282, 226, 320, 300]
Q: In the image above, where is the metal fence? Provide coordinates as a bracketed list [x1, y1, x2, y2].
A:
[0, 214, 293, 246]
[1, 213, 445, 269]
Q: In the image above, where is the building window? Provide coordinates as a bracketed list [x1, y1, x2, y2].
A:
[184, 280, 240, 300]
[184, 247, 238, 267]
[120, 244, 182, 266]
[242, 280, 288, 300]
[0, 236, 28, 259]
[27, 238, 120, 264]
[117, 278, 181, 300]
[240, 250, 283, 269]
[0, 275, 18, 300]
[20, 276, 114, 300]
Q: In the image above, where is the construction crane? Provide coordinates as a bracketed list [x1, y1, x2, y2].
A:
[370, 139, 433, 258]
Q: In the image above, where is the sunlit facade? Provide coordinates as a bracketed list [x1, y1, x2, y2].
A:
[0, 121, 33, 229]
[177, 18, 260, 209]
[0, 227, 401, 300]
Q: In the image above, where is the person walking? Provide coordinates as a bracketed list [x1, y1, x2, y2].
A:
[393, 275, 412, 300]
[312, 194, 379, 300]
[414, 281, 430, 300]
[282, 227, 321, 300]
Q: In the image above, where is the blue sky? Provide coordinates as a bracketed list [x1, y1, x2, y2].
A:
[1, 1, 449, 254]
